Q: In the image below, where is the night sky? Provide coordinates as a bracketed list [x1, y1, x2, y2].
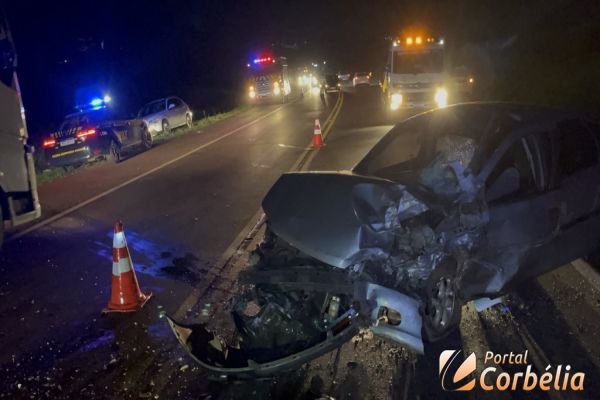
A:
[4, 0, 600, 140]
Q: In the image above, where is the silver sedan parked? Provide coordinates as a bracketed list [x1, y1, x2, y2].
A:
[137, 97, 192, 137]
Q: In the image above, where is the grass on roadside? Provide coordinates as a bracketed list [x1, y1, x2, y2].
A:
[151, 106, 246, 146]
[35, 106, 247, 186]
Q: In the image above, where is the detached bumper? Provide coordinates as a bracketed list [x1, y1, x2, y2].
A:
[167, 308, 360, 380]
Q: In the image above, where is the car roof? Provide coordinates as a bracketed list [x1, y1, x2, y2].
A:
[64, 107, 110, 120]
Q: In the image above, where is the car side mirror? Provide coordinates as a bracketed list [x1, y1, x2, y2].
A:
[486, 167, 520, 202]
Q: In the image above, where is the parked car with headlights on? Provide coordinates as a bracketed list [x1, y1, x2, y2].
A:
[321, 74, 341, 94]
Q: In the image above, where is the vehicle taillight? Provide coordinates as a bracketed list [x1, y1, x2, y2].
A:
[43, 138, 56, 148]
[77, 128, 97, 139]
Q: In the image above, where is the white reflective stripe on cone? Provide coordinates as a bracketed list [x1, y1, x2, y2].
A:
[112, 258, 133, 276]
[113, 232, 127, 249]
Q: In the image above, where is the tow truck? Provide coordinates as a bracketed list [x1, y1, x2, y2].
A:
[382, 35, 449, 110]
[246, 54, 291, 103]
[0, 16, 41, 247]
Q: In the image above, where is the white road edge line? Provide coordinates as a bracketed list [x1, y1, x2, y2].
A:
[8, 106, 284, 242]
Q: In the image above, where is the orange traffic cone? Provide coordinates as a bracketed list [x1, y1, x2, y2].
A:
[313, 118, 324, 148]
[102, 221, 152, 314]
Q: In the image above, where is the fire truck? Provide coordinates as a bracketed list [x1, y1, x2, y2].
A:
[0, 15, 41, 247]
[382, 35, 449, 110]
[246, 54, 291, 103]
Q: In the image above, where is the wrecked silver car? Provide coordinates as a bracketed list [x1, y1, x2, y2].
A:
[169, 103, 600, 379]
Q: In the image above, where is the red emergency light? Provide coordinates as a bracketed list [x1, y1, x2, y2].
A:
[43, 137, 56, 148]
[253, 56, 273, 64]
[76, 128, 97, 139]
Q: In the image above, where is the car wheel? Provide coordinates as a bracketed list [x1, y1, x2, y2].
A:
[142, 126, 153, 150]
[185, 114, 192, 129]
[108, 140, 122, 163]
[422, 260, 462, 342]
[162, 119, 170, 134]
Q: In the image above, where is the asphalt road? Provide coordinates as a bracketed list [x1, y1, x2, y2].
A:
[1, 86, 599, 400]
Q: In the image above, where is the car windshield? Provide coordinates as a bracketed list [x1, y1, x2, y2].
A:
[392, 51, 443, 74]
[140, 100, 165, 117]
[248, 63, 280, 76]
[325, 75, 339, 84]
[354, 108, 485, 183]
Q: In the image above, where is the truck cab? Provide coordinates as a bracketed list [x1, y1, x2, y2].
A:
[382, 36, 449, 110]
[246, 55, 291, 104]
[0, 21, 41, 247]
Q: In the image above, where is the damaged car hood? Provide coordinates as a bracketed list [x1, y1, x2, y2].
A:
[262, 171, 430, 269]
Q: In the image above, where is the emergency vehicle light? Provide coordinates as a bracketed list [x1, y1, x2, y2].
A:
[43, 138, 56, 148]
[253, 56, 273, 64]
[77, 128, 97, 139]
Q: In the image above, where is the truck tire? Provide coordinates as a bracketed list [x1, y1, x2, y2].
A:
[108, 139, 122, 163]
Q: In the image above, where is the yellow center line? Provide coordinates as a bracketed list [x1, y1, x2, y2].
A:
[299, 91, 345, 172]
[322, 92, 344, 139]
[321, 91, 343, 132]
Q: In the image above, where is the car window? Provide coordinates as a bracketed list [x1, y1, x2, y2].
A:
[60, 116, 83, 131]
[354, 117, 425, 177]
[485, 138, 537, 202]
[556, 120, 598, 180]
[140, 100, 165, 116]
[151, 100, 165, 114]
[167, 98, 180, 109]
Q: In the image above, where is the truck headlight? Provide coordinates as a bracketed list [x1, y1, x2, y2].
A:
[249, 86, 256, 98]
[435, 88, 448, 108]
[390, 93, 403, 110]
[273, 82, 281, 95]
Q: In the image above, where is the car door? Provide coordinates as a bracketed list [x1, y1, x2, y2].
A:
[480, 131, 563, 287]
[546, 119, 600, 263]
[166, 97, 182, 127]
[174, 98, 187, 126]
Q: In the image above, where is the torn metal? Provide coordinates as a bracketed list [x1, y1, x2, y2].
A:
[169, 104, 600, 379]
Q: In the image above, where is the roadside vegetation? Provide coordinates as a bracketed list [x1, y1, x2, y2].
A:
[35, 106, 246, 185]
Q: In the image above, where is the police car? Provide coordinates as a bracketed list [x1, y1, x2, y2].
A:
[43, 97, 151, 167]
